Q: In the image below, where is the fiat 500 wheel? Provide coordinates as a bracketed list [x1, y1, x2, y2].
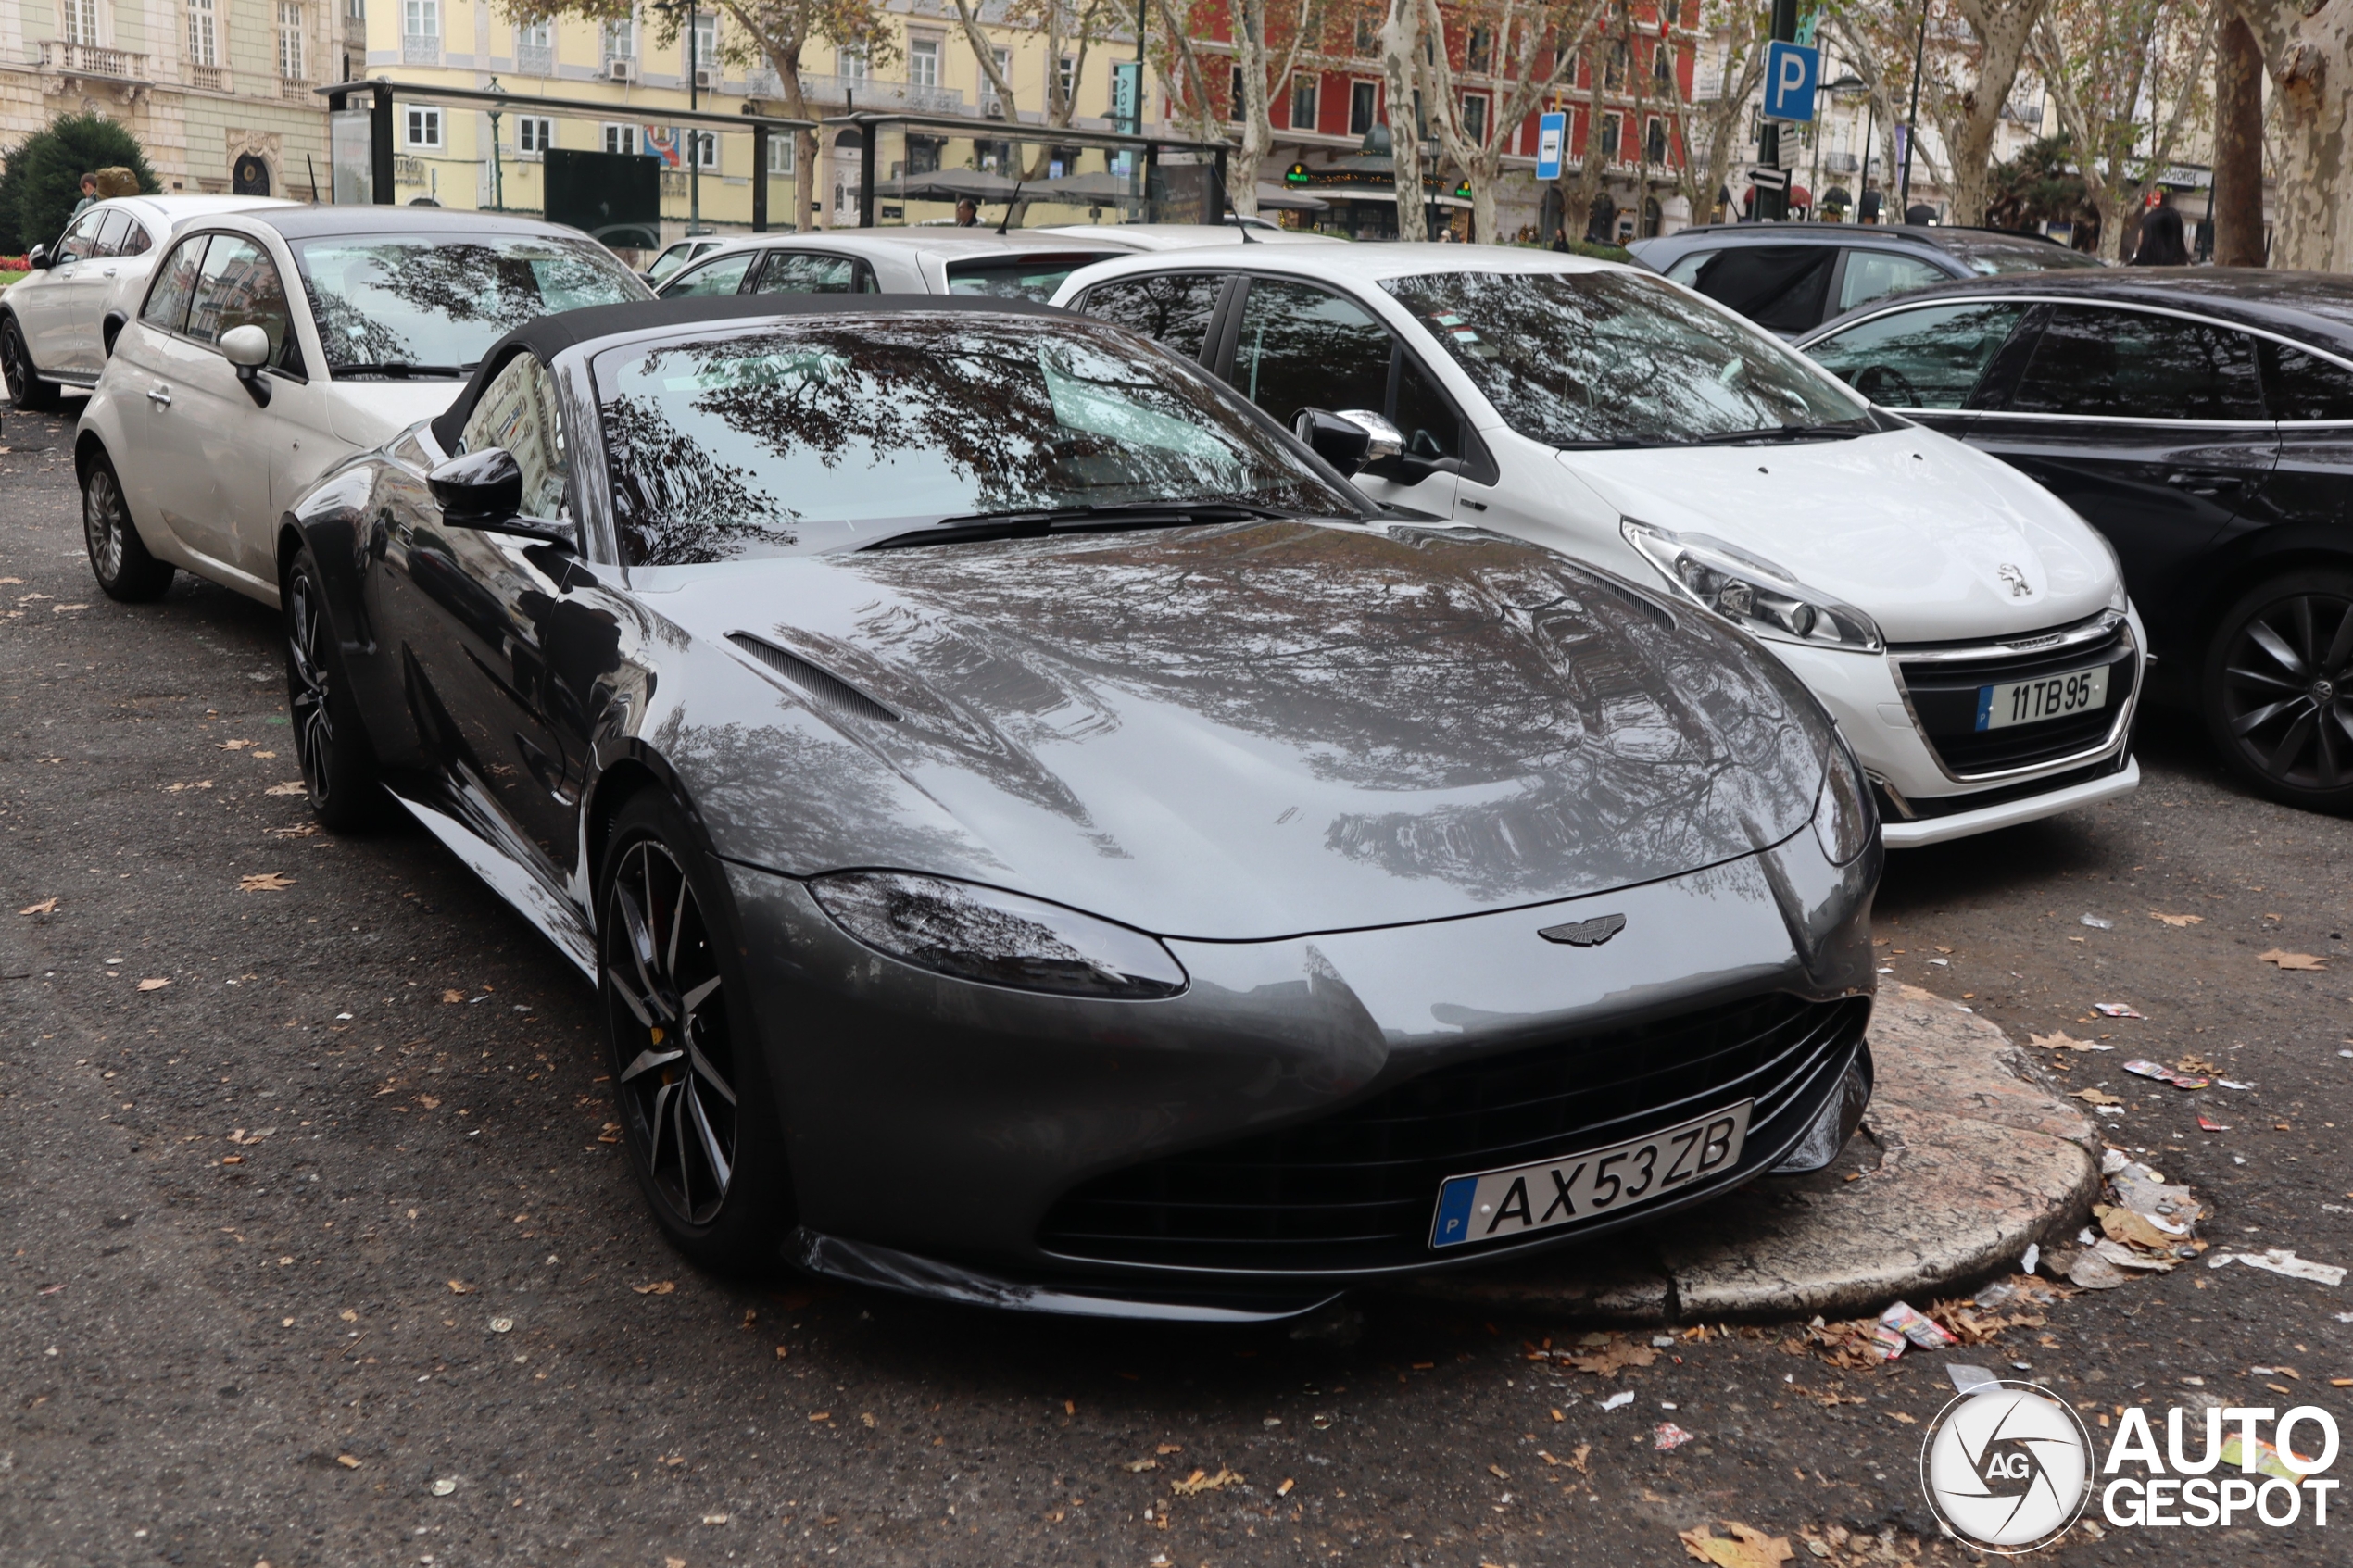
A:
[82, 452, 175, 602]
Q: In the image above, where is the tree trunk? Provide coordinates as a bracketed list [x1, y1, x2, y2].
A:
[1380, 0, 1428, 241]
[2229, 0, 2353, 270]
[1945, 0, 2049, 225]
[2212, 13, 2267, 266]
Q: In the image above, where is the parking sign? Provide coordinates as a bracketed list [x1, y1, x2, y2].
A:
[1535, 111, 1566, 181]
[1763, 40, 1819, 123]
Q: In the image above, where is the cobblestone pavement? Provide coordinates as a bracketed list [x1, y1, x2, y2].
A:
[5, 402, 2347, 1565]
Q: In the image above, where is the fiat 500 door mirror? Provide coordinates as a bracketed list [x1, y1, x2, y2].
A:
[1292, 407, 1403, 476]
[426, 447, 576, 551]
[219, 323, 274, 408]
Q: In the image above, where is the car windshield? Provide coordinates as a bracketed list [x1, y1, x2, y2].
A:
[944, 253, 1121, 301]
[597, 315, 1360, 566]
[1382, 269, 1869, 447]
[291, 233, 645, 375]
[1944, 237, 2103, 275]
[645, 243, 700, 286]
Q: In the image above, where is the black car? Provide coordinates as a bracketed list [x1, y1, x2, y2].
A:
[1628, 223, 2099, 338]
[273, 293, 1879, 1318]
[1800, 270, 2353, 812]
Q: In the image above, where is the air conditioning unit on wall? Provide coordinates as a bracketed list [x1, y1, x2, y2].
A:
[694, 67, 716, 90]
[605, 57, 635, 82]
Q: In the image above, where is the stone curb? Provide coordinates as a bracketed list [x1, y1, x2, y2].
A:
[1388, 986, 2101, 1323]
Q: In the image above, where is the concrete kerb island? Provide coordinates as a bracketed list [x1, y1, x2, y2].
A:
[1397, 986, 2102, 1322]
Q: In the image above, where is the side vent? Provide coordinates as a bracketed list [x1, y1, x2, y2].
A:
[727, 633, 899, 723]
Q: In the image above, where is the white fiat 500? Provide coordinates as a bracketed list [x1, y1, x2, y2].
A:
[75, 206, 648, 607]
[1053, 245, 2145, 845]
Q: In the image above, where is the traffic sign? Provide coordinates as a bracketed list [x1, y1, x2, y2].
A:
[1763, 41, 1819, 123]
[1535, 111, 1566, 181]
[1749, 166, 1790, 191]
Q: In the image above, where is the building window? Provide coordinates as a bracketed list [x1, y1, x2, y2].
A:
[767, 132, 795, 174]
[600, 18, 634, 60]
[402, 0, 436, 40]
[907, 37, 939, 87]
[1645, 116, 1667, 164]
[406, 106, 442, 147]
[1290, 73, 1316, 130]
[278, 1, 305, 79]
[982, 46, 1011, 107]
[1349, 79, 1377, 136]
[1461, 93, 1486, 143]
[516, 18, 549, 48]
[1599, 112, 1620, 159]
[1466, 26, 1491, 74]
[1655, 43, 1672, 85]
[603, 122, 637, 155]
[837, 44, 869, 80]
[1057, 54, 1076, 107]
[1228, 66, 1245, 123]
[1604, 40, 1626, 89]
[63, 0, 101, 45]
[186, 0, 218, 65]
[690, 11, 716, 70]
[346, 0, 361, 17]
[1353, 13, 1378, 56]
[687, 130, 717, 169]
[903, 132, 940, 174]
[515, 115, 553, 153]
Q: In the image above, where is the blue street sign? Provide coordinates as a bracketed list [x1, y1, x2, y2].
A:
[1763, 41, 1820, 123]
[1535, 111, 1566, 181]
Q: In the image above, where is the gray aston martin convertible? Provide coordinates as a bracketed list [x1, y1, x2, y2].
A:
[275, 294, 1881, 1319]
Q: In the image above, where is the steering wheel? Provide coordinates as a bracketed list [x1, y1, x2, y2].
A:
[1854, 364, 1924, 407]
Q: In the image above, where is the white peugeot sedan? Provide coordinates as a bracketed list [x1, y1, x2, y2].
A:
[1053, 245, 2145, 846]
[2, 194, 291, 409]
[75, 206, 648, 607]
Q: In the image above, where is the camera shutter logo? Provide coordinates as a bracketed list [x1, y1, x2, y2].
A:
[1919, 1382, 2093, 1552]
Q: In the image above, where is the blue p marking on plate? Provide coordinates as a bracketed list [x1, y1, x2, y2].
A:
[1975, 684, 1994, 732]
[1431, 1176, 1478, 1249]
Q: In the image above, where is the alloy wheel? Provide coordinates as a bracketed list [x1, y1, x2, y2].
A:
[286, 572, 336, 804]
[84, 466, 127, 584]
[0, 321, 28, 402]
[604, 838, 737, 1226]
[2219, 590, 2353, 791]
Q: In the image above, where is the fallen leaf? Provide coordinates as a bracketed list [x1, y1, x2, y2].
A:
[239, 872, 296, 892]
[218, 739, 255, 750]
[1155, 1443, 1183, 1455]
[415, 1095, 441, 1110]
[2031, 1031, 2108, 1052]
[164, 781, 214, 792]
[51, 602, 87, 611]
[2149, 911, 2204, 927]
[251, 749, 278, 759]
[2072, 1088, 2123, 1106]
[335, 1454, 360, 1469]
[1170, 1466, 1242, 1497]
[2259, 949, 2328, 971]
[633, 1280, 676, 1295]
[447, 1280, 476, 1295]
[17, 897, 58, 915]
[1679, 1522, 1795, 1568]
[1121, 1459, 1160, 1473]
[136, 977, 170, 992]
[263, 781, 307, 796]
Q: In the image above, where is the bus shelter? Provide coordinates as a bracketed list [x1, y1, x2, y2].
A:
[318, 79, 814, 254]
[826, 112, 1229, 232]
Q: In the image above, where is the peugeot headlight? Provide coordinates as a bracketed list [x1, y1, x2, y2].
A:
[1813, 733, 1877, 867]
[1621, 517, 1883, 653]
[2080, 516, 2131, 613]
[808, 871, 1189, 999]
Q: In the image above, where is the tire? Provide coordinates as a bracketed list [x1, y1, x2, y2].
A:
[82, 451, 174, 602]
[283, 543, 388, 832]
[598, 788, 795, 1274]
[0, 315, 57, 412]
[2201, 570, 2353, 814]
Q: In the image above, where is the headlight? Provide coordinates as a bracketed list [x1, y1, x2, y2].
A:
[807, 871, 1189, 999]
[2079, 517, 2131, 613]
[1813, 733, 1877, 866]
[1621, 517, 1883, 653]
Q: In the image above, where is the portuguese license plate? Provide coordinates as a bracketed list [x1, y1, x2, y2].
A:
[1428, 1101, 1751, 1250]
[1976, 665, 2110, 731]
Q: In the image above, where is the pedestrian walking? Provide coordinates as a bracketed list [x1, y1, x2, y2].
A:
[2131, 205, 2189, 266]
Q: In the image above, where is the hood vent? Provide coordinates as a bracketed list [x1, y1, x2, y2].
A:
[727, 633, 900, 723]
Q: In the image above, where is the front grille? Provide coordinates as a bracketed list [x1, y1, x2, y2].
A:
[1038, 993, 1869, 1273]
[1896, 621, 2135, 777]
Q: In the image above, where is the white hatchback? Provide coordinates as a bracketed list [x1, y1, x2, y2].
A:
[1, 194, 291, 408]
[1053, 244, 2145, 846]
[75, 206, 648, 607]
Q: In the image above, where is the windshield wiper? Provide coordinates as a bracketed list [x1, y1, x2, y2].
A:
[1686, 420, 1876, 446]
[862, 500, 1290, 551]
[328, 361, 472, 380]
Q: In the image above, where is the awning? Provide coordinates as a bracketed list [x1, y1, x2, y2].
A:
[1303, 188, 1472, 209]
[1253, 182, 1329, 212]
[874, 168, 1026, 203]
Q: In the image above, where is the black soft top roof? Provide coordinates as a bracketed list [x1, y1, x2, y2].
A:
[429, 292, 1070, 453]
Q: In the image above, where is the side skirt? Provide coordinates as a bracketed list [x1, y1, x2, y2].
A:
[384, 781, 597, 981]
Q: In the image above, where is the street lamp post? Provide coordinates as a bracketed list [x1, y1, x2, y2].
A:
[486, 76, 504, 211]
[654, 0, 705, 234]
[1898, 0, 1927, 216]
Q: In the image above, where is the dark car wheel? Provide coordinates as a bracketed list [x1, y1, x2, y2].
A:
[599, 789, 795, 1273]
[283, 544, 387, 831]
[82, 452, 174, 602]
[2203, 571, 2353, 813]
[1, 315, 57, 411]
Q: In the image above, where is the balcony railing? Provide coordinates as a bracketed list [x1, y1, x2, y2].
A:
[42, 41, 147, 80]
[400, 33, 440, 66]
[281, 76, 311, 102]
[798, 71, 963, 116]
[516, 43, 553, 76]
[190, 62, 228, 92]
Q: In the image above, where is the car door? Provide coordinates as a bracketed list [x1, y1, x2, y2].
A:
[2221, 334, 2353, 569]
[23, 208, 111, 369]
[387, 352, 603, 870]
[1219, 275, 1459, 515]
[104, 233, 209, 539]
[142, 232, 303, 587]
[1965, 303, 2278, 631]
[658, 249, 760, 297]
[1066, 271, 1227, 364]
[53, 209, 137, 375]
[1801, 298, 2037, 440]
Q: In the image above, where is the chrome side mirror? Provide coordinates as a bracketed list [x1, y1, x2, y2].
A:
[1293, 407, 1404, 476]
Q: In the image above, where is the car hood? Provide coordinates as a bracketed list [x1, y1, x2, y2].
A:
[324, 379, 469, 451]
[1557, 427, 2120, 644]
[651, 520, 1831, 941]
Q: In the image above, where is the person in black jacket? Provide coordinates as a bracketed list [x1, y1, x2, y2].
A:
[2132, 205, 2190, 265]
